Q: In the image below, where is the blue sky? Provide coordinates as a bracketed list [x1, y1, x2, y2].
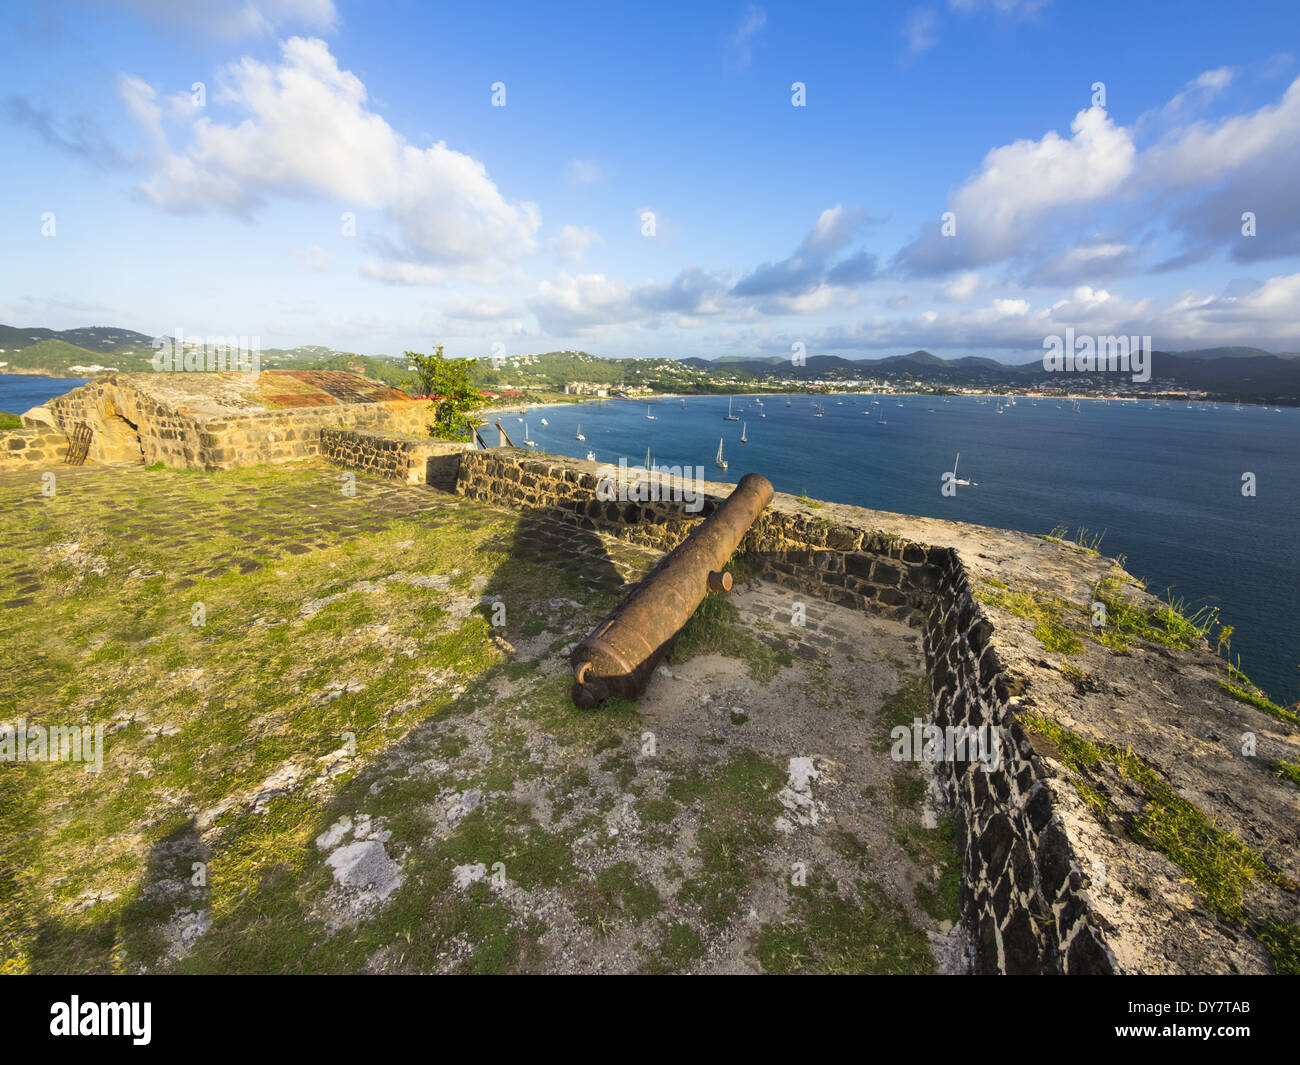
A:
[1, 0, 1298, 360]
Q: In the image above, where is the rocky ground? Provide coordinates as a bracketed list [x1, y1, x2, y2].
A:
[0, 461, 964, 973]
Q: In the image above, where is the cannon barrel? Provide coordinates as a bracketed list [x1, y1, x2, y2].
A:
[570, 472, 774, 708]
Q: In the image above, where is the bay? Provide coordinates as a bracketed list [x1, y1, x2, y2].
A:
[0, 374, 89, 413]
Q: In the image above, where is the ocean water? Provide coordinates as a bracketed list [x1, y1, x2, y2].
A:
[0, 374, 89, 413]
[512, 394, 1300, 705]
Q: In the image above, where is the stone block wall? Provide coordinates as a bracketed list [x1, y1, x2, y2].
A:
[456, 449, 941, 624]
[924, 554, 1115, 973]
[450, 447, 1124, 974]
[0, 427, 69, 469]
[321, 427, 468, 486]
[190, 403, 437, 471]
[36, 376, 438, 470]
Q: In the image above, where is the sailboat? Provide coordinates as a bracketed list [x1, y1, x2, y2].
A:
[540, 418, 548, 426]
[645, 405, 655, 420]
[952, 451, 976, 487]
[680, 398, 687, 408]
[785, 399, 792, 407]
[586, 449, 596, 462]
[723, 397, 739, 422]
[575, 424, 585, 442]
[741, 422, 748, 444]
[877, 409, 886, 426]
[523, 422, 536, 447]
[715, 438, 728, 469]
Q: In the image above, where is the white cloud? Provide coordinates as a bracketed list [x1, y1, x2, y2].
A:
[527, 206, 880, 335]
[948, 0, 1047, 15]
[810, 273, 1300, 354]
[125, 37, 540, 278]
[726, 5, 767, 69]
[1162, 66, 1234, 116]
[360, 261, 445, 286]
[943, 271, 981, 301]
[529, 272, 635, 334]
[899, 73, 1300, 282]
[903, 8, 940, 54]
[566, 159, 601, 185]
[549, 224, 604, 264]
[294, 244, 332, 271]
[439, 296, 521, 323]
[952, 106, 1134, 241]
[898, 103, 1135, 275]
[1140, 75, 1300, 190]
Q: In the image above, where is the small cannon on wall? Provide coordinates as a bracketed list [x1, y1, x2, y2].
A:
[570, 472, 775, 708]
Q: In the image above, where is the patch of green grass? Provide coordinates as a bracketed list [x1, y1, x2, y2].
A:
[516, 674, 642, 752]
[1090, 570, 1216, 653]
[437, 802, 577, 891]
[1059, 660, 1089, 687]
[889, 772, 925, 807]
[981, 576, 1007, 589]
[599, 749, 638, 791]
[1037, 526, 1106, 554]
[973, 586, 1084, 656]
[574, 861, 663, 933]
[0, 411, 25, 429]
[1033, 620, 1084, 655]
[1268, 759, 1300, 789]
[892, 816, 960, 923]
[874, 674, 929, 750]
[1073, 779, 1111, 816]
[1218, 680, 1300, 727]
[639, 920, 705, 974]
[636, 794, 677, 825]
[673, 751, 785, 928]
[668, 593, 793, 682]
[754, 871, 934, 974]
[828, 828, 871, 870]
[1255, 919, 1300, 975]
[795, 495, 823, 509]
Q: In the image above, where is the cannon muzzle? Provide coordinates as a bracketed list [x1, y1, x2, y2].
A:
[570, 472, 774, 708]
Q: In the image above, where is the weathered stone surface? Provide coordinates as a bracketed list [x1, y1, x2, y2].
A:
[24, 371, 439, 470]
[320, 427, 466, 485]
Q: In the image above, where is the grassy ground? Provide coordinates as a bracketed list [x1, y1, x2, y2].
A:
[0, 461, 952, 974]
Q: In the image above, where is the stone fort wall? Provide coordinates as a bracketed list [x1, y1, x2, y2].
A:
[18, 375, 438, 470]
[321, 427, 467, 488]
[437, 446, 1299, 975]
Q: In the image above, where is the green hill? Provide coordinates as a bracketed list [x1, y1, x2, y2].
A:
[0, 338, 155, 374]
[0, 324, 154, 354]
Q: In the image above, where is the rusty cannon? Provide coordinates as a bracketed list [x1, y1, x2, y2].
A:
[570, 472, 775, 709]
